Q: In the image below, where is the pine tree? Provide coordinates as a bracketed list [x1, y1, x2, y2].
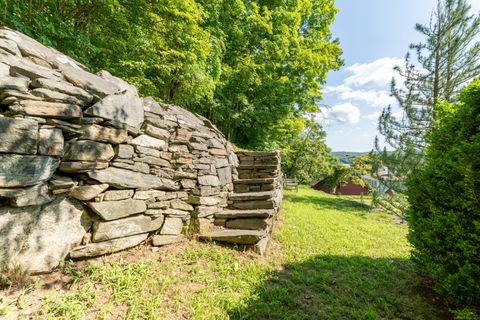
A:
[374, 0, 480, 204]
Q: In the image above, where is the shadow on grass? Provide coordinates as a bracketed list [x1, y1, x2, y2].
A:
[229, 255, 449, 320]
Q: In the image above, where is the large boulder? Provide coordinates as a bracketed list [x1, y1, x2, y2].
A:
[1, 198, 91, 273]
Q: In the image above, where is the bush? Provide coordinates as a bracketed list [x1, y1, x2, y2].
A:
[406, 80, 480, 308]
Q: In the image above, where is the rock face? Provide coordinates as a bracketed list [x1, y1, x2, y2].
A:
[0, 198, 91, 274]
[0, 117, 38, 154]
[84, 91, 144, 127]
[0, 155, 59, 187]
[69, 233, 148, 258]
[38, 127, 64, 156]
[87, 199, 147, 220]
[92, 215, 163, 241]
[88, 167, 178, 190]
[64, 140, 115, 162]
[0, 27, 281, 273]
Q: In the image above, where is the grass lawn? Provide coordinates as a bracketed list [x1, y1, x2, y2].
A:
[1, 186, 449, 319]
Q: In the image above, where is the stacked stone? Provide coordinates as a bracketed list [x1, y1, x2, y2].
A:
[200, 151, 283, 254]
[0, 27, 237, 274]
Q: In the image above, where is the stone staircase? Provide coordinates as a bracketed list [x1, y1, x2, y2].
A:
[199, 151, 282, 254]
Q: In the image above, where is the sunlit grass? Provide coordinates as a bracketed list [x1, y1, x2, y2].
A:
[32, 185, 447, 319]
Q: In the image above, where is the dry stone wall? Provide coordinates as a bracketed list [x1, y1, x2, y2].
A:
[0, 27, 282, 274]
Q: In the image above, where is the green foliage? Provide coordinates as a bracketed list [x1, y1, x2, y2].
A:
[0, 0, 342, 153]
[274, 117, 337, 183]
[374, 0, 480, 214]
[321, 165, 351, 192]
[350, 153, 373, 187]
[407, 79, 480, 309]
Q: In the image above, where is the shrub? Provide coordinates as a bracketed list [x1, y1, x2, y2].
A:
[406, 79, 480, 308]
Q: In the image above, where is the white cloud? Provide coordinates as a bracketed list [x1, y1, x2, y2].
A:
[325, 85, 395, 107]
[344, 57, 404, 87]
[364, 112, 382, 121]
[471, 1, 480, 13]
[317, 103, 361, 126]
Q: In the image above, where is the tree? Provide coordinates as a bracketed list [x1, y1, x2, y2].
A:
[199, 0, 343, 147]
[0, 0, 342, 152]
[407, 79, 480, 308]
[375, 0, 480, 201]
[276, 116, 337, 183]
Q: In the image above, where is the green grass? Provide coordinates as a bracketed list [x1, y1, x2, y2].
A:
[8, 186, 449, 319]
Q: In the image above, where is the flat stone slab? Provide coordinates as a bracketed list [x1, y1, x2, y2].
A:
[70, 233, 148, 258]
[92, 215, 163, 241]
[237, 164, 279, 169]
[103, 189, 134, 201]
[64, 140, 115, 162]
[225, 218, 268, 230]
[0, 183, 52, 207]
[115, 144, 134, 159]
[199, 229, 266, 245]
[228, 191, 275, 201]
[233, 178, 276, 185]
[14, 100, 82, 119]
[31, 88, 85, 106]
[84, 91, 144, 127]
[60, 64, 121, 98]
[0, 117, 38, 155]
[198, 175, 220, 187]
[87, 199, 147, 220]
[59, 161, 108, 173]
[69, 184, 109, 201]
[143, 123, 169, 140]
[31, 77, 93, 104]
[80, 124, 128, 144]
[215, 209, 275, 219]
[130, 135, 166, 150]
[88, 167, 179, 190]
[230, 199, 276, 210]
[152, 235, 184, 247]
[0, 154, 59, 187]
[160, 217, 184, 235]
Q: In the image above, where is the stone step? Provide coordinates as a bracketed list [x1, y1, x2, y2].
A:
[199, 229, 267, 244]
[236, 151, 279, 157]
[237, 164, 279, 169]
[228, 191, 275, 201]
[225, 218, 268, 230]
[216, 209, 275, 219]
[233, 178, 276, 185]
[228, 199, 276, 210]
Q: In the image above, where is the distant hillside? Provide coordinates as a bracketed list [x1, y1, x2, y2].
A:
[332, 151, 368, 164]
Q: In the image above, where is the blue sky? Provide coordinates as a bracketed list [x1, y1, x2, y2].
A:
[320, 0, 480, 152]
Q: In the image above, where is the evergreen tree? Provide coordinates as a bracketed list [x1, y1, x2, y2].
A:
[375, 0, 480, 200]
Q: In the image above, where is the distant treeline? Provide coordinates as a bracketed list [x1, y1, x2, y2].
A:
[331, 152, 367, 164]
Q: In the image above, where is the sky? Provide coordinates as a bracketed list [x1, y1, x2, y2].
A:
[320, 0, 480, 152]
